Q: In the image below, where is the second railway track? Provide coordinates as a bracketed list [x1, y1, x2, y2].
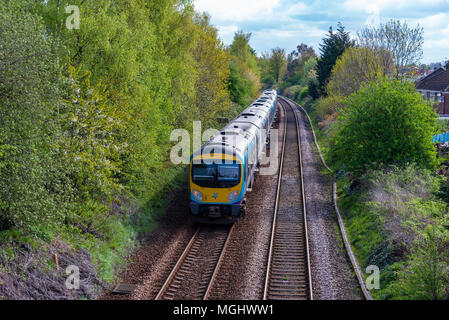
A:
[263, 97, 313, 300]
[155, 225, 233, 300]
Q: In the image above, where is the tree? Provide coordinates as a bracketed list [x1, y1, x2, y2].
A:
[316, 23, 354, 96]
[357, 20, 424, 79]
[267, 48, 287, 85]
[331, 78, 438, 174]
[192, 13, 232, 123]
[285, 43, 316, 82]
[283, 43, 317, 88]
[0, 4, 73, 228]
[327, 47, 395, 97]
[228, 31, 261, 106]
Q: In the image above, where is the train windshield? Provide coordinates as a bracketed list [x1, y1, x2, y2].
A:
[192, 162, 241, 188]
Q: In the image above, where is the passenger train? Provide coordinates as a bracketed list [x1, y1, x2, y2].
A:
[189, 90, 278, 223]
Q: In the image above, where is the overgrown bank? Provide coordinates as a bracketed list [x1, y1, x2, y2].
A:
[0, 1, 260, 299]
[300, 97, 449, 300]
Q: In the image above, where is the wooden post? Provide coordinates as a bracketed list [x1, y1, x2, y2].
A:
[53, 253, 59, 271]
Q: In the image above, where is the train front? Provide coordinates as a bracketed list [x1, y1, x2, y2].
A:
[189, 151, 245, 224]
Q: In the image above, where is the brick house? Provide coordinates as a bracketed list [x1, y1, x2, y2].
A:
[416, 61, 449, 117]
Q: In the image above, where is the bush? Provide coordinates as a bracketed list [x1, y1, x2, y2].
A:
[299, 87, 309, 101]
[386, 226, 449, 300]
[314, 95, 345, 122]
[331, 78, 439, 174]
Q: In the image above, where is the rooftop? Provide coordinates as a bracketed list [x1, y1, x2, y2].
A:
[416, 61, 449, 92]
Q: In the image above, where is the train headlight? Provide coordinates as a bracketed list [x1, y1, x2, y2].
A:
[192, 189, 203, 202]
[228, 190, 240, 203]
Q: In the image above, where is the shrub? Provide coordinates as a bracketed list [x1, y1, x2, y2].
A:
[314, 95, 345, 122]
[331, 78, 439, 174]
[299, 87, 309, 101]
[386, 225, 449, 300]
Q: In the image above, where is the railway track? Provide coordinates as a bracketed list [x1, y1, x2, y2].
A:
[263, 98, 313, 300]
[155, 225, 233, 300]
[283, 96, 373, 300]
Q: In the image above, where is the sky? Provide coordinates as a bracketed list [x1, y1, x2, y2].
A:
[194, 0, 449, 64]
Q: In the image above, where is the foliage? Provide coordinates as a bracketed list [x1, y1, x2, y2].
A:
[0, 0, 260, 292]
[264, 48, 287, 86]
[0, 4, 74, 229]
[314, 95, 345, 121]
[228, 31, 261, 106]
[327, 47, 395, 97]
[59, 64, 128, 201]
[386, 226, 449, 300]
[316, 23, 354, 96]
[285, 43, 316, 84]
[357, 20, 424, 79]
[336, 164, 449, 300]
[192, 13, 232, 123]
[331, 78, 439, 174]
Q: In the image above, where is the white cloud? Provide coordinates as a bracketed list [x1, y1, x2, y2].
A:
[216, 24, 239, 43]
[343, 0, 407, 13]
[194, 0, 281, 21]
[417, 13, 449, 33]
[287, 2, 309, 15]
[194, 0, 449, 63]
[424, 39, 449, 49]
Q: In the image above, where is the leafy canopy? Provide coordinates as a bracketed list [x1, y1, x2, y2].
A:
[331, 78, 439, 174]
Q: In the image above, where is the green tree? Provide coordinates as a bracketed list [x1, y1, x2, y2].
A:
[59, 64, 128, 201]
[192, 13, 231, 123]
[316, 23, 354, 96]
[267, 48, 287, 85]
[228, 31, 261, 106]
[331, 78, 438, 174]
[389, 226, 449, 300]
[285, 43, 316, 86]
[327, 46, 395, 97]
[0, 4, 73, 228]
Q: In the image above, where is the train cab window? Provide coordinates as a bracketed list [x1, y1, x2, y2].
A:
[192, 164, 216, 186]
[218, 165, 240, 185]
[192, 162, 241, 188]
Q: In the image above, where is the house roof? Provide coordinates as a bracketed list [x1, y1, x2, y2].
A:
[416, 63, 449, 92]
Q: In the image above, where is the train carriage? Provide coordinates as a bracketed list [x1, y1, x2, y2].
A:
[190, 90, 278, 224]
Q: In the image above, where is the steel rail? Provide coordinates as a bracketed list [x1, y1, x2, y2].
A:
[290, 98, 314, 300]
[263, 100, 288, 300]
